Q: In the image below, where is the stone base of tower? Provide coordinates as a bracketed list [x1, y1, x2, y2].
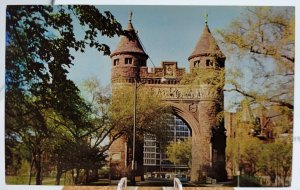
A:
[189, 100, 227, 182]
[190, 145, 227, 182]
[109, 137, 145, 181]
[190, 133, 212, 182]
[109, 138, 127, 180]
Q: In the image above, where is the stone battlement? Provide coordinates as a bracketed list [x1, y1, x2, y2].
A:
[112, 61, 185, 85]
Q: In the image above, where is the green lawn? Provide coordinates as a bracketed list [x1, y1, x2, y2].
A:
[6, 176, 59, 185]
[6, 176, 31, 185]
[6, 176, 112, 186]
[86, 179, 111, 186]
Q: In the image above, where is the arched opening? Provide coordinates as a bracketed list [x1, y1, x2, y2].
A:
[141, 102, 226, 182]
[169, 103, 214, 181]
[168, 114, 192, 141]
[171, 103, 227, 181]
[143, 114, 192, 177]
[169, 103, 200, 136]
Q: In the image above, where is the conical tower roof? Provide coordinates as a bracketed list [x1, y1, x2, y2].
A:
[188, 22, 225, 61]
[110, 12, 148, 58]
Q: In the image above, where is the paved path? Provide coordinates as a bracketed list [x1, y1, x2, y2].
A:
[162, 187, 174, 190]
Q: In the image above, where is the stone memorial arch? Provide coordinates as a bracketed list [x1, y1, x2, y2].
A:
[109, 13, 227, 182]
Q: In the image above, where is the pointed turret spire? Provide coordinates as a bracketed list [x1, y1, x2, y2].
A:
[129, 11, 133, 23]
[205, 13, 208, 25]
[110, 11, 148, 58]
[127, 11, 134, 31]
[188, 18, 225, 61]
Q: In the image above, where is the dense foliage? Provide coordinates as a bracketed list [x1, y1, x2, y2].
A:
[219, 7, 294, 111]
[166, 138, 192, 168]
[5, 5, 123, 185]
[220, 7, 294, 187]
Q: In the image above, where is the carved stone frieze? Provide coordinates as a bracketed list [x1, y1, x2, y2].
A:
[145, 84, 220, 100]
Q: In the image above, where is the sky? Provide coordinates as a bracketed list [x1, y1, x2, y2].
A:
[67, 6, 246, 87]
[1, 1, 300, 190]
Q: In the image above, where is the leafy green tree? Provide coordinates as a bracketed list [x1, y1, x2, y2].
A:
[82, 78, 124, 152]
[258, 138, 292, 186]
[181, 67, 225, 125]
[226, 98, 292, 186]
[110, 85, 171, 141]
[40, 78, 119, 185]
[5, 87, 51, 185]
[226, 99, 263, 178]
[110, 85, 172, 178]
[166, 138, 192, 168]
[220, 8, 294, 185]
[226, 120, 263, 177]
[219, 7, 294, 111]
[180, 68, 225, 92]
[240, 137, 262, 176]
[5, 5, 124, 185]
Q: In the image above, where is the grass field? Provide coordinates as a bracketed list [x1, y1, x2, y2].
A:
[6, 176, 111, 186]
[6, 176, 70, 185]
[6, 176, 31, 185]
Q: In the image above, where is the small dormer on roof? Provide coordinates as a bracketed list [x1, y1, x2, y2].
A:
[110, 12, 148, 58]
[188, 15, 225, 61]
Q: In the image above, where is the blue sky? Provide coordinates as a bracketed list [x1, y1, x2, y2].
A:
[67, 6, 247, 87]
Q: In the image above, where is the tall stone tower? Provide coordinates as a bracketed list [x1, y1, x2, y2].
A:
[110, 12, 148, 84]
[109, 12, 148, 180]
[188, 17, 227, 181]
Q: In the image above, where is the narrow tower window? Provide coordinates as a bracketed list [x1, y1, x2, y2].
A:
[218, 61, 225, 68]
[125, 58, 132, 64]
[113, 59, 119, 66]
[206, 59, 210, 67]
[194, 60, 200, 67]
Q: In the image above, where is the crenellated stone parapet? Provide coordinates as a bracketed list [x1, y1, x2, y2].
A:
[111, 61, 185, 84]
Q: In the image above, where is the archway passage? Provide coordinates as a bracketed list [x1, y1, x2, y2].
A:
[169, 102, 227, 182]
[143, 114, 192, 176]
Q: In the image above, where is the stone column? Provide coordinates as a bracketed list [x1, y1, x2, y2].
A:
[190, 100, 217, 182]
[191, 133, 211, 182]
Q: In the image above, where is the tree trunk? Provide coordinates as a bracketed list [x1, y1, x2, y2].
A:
[84, 168, 89, 184]
[71, 169, 75, 185]
[74, 168, 80, 185]
[55, 165, 63, 185]
[35, 153, 42, 185]
[28, 157, 34, 185]
[64, 171, 67, 185]
[283, 168, 289, 187]
[91, 168, 98, 181]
